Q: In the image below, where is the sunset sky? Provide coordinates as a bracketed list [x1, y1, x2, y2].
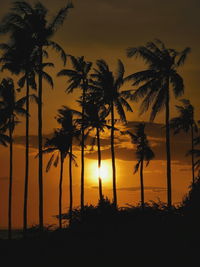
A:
[0, 0, 200, 228]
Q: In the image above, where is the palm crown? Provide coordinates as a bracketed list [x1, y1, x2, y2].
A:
[126, 40, 190, 121]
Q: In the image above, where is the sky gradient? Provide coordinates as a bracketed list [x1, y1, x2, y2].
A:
[0, 0, 200, 228]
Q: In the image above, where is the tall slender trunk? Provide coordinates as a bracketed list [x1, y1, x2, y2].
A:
[191, 125, 195, 184]
[59, 153, 64, 229]
[165, 79, 172, 208]
[69, 144, 73, 221]
[8, 118, 13, 240]
[81, 83, 86, 210]
[111, 102, 117, 207]
[23, 76, 29, 238]
[97, 127, 103, 201]
[38, 46, 43, 229]
[140, 158, 144, 209]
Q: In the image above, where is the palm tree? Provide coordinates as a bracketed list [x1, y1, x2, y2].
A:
[56, 106, 80, 220]
[79, 100, 110, 201]
[90, 59, 133, 207]
[188, 138, 200, 177]
[0, 41, 38, 238]
[124, 123, 154, 208]
[0, 1, 73, 230]
[58, 56, 92, 210]
[43, 130, 71, 229]
[126, 40, 190, 207]
[170, 99, 198, 184]
[0, 78, 26, 239]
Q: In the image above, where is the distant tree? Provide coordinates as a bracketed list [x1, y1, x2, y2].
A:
[125, 123, 154, 208]
[170, 99, 198, 183]
[0, 0, 73, 230]
[58, 56, 92, 210]
[56, 106, 80, 220]
[187, 135, 200, 176]
[91, 59, 133, 207]
[0, 78, 26, 239]
[126, 40, 190, 207]
[79, 100, 110, 201]
[43, 129, 74, 229]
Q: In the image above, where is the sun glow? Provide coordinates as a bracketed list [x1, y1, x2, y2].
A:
[89, 160, 112, 183]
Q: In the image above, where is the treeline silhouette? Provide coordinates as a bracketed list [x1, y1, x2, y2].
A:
[0, 1, 200, 247]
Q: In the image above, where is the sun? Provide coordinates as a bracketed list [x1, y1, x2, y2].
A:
[89, 160, 111, 183]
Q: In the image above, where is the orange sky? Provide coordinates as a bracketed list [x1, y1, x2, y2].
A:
[0, 0, 200, 228]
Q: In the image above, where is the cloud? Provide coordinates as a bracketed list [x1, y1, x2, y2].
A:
[0, 176, 9, 181]
[118, 186, 167, 193]
[13, 121, 197, 165]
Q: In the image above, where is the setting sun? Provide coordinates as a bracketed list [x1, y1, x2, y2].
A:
[89, 160, 112, 183]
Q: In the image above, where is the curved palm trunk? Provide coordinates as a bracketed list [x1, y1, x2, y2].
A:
[69, 144, 73, 222]
[81, 84, 86, 210]
[111, 102, 117, 207]
[59, 153, 64, 229]
[23, 76, 29, 238]
[140, 158, 144, 209]
[191, 125, 195, 184]
[165, 81, 172, 208]
[97, 127, 103, 201]
[8, 118, 13, 240]
[38, 46, 44, 230]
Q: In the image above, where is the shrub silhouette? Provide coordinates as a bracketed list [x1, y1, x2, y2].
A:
[181, 176, 200, 220]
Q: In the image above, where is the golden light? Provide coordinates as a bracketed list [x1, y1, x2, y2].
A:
[89, 160, 112, 183]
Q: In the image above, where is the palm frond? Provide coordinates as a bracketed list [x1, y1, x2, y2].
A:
[46, 154, 55, 172]
[134, 161, 141, 174]
[48, 40, 66, 65]
[48, 2, 74, 33]
[176, 47, 191, 66]
[41, 71, 54, 88]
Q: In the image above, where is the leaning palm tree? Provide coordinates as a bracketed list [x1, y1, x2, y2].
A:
[56, 106, 80, 220]
[124, 123, 154, 208]
[58, 56, 92, 210]
[170, 99, 198, 184]
[0, 1, 73, 230]
[0, 78, 26, 239]
[90, 59, 133, 207]
[126, 40, 190, 207]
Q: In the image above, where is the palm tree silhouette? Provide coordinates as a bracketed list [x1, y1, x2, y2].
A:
[43, 129, 72, 229]
[91, 59, 133, 207]
[56, 106, 80, 220]
[126, 40, 190, 207]
[124, 123, 154, 208]
[170, 99, 198, 183]
[0, 39, 38, 237]
[187, 134, 200, 177]
[79, 100, 110, 201]
[58, 56, 92, 210]
[0, 78, 26, 239]
[0, 1, 73, 230]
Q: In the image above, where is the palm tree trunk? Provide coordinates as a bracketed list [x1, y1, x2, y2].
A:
[38, 46, 44, 230]
[69, 144, 73, 222]
[140, 158, 144, 209]
[23, 76, 29, 238]
[81, 83, 86, 210]
[191, 125, 195, 184]
[8, 118, 13, 240]
[59, 153, 64, 229]
[165, 81, 172, 208]
[111, 102, 117, 207]
[97, 127, 103, 201]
